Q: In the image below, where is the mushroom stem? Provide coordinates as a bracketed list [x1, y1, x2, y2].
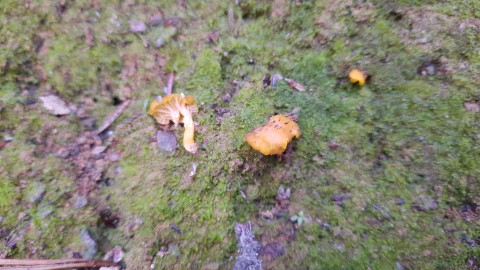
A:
[181, 110, 197, 153]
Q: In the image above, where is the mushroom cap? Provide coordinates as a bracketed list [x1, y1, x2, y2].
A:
[245, 114, 300, 155]
[349, 69, 366, 86]
[148, 94, 198, 126]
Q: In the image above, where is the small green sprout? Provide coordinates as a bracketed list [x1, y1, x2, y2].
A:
[290, 211, 305, 226]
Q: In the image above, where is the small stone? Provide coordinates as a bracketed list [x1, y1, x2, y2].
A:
[130, 21, 147, 33]
[170, 224, 183, 234]
[39, 95, 70, 115]
[103, 246, 124, 263]
[426, 65, 436, 76]
[107, 152, 121, 162]
[154, 37, 166, 48]
[276, 186, 291, 201]
[156, 246, 168, 258]
[91, 146, 107, 155]
[412, 196, 437, 211]
[203, 262, 220, 270]
[332, 194, 346, 205]
[80, 229, 97, 259]
[418, 37, 429, 44]
[25, 181, 46, 203]
[74, 195, 88, 209]
[168, 244, 180, 257]
[156, 130, 177, 152]
[464, 102, 480, 112]
[396, 262, 404, 270]
[395, 198, 405, 205]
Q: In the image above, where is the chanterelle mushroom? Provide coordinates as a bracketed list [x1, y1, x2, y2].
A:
[349, 69, 366, 86]
[149, 93, 198, 154]
[245, 114, 300, 155]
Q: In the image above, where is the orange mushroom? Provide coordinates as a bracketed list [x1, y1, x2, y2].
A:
[349, 69, 366, 86]
[149, 93, 198, 154]
[245, 114, 300, 155]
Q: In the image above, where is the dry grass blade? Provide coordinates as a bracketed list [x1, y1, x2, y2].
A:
[167, 72, 174, 95]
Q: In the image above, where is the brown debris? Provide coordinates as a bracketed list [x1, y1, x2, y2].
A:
[84, 27, 95, 46]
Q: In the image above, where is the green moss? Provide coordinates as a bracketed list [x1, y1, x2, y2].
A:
[187, 49, 223, 102]
[43, 35, 121, 98]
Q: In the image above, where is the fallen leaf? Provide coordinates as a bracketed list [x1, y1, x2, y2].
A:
[286, 79, 305, 91]
[39, 95, 70, 115]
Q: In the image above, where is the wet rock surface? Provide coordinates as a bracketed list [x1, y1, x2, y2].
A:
[156, 130, 177, 153]
[233, 222, 262, 270]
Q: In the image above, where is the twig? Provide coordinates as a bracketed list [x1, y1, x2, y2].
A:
[95, 99, 132, 135]
[167, 72, 174, 95]
[0, 259, 90, 265]
[0, 259, 118, 269]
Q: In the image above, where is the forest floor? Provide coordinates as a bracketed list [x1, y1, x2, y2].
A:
[1, 0, 480, 269]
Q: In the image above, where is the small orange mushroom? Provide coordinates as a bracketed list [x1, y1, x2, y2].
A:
[245, 114, 300, 155]
[349, 69, 366, 86]
[149, 93, 198, 153]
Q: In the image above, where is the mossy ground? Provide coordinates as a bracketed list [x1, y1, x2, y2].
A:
[1, 0, 479, 269]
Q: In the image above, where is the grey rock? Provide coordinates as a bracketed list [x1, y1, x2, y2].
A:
[233, 222, 262, 270]
[168, 244, 180, 257]
[74, 195, 88, 209]
[157, 130, 177, 152]
[80, 229, 97, 259]
[154, 37, 166, 48]
[426, 65, 436, 76]
[103, 246, 124, 263]
[25, 181, 46, 203]
[130, 21, 147, 33]
[276, 186, 291, 201]
[92, 146, 107, 155]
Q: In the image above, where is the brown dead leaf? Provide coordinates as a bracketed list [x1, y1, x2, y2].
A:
[84, 27, 95, 46]
[286, 79, 305, 91]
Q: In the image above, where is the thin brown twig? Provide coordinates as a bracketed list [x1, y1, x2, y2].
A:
[0, 259, 90, 265]
[95, 99, 132, 135]
[0, 259, 118, 269]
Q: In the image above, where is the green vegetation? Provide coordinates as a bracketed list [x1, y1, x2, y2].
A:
[0, 0, 479, 269]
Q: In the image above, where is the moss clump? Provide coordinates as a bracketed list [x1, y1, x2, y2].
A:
[42, 35, 121, 98]
[187, 50, 223, 102]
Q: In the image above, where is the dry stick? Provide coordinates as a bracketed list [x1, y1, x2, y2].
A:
[0, 259, 90, 265]
[95, 99, 132, 135]
[0, 259, 118, 270]
[167, 72, 174, 95]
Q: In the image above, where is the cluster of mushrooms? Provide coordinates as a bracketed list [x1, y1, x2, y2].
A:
[148, 69, 365, 155]
[148, 94, 300, 155]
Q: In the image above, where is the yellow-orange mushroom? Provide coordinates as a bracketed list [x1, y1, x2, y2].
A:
[349, 69, 366, 86]
[149, 93, 198, 154]
[245, 115, 300, 155]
